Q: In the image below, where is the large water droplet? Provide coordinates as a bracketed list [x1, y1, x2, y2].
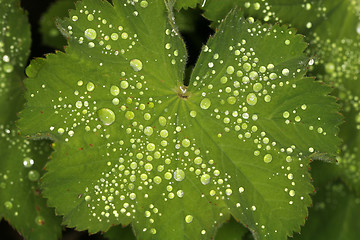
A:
[246, 93, 257, 106]
[200, 98, 211, 109]
[174, 169, 185, 181]
[200, 174, 211, 185]
[84, 28, 97, 40]
[98, 108, 116, 126]
[130, 59, 143, 71]
[263, 154, 272, 163]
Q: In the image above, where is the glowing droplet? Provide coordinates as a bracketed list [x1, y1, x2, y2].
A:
[174, 169, 185, 181]
[28, 170, 40, 181]
[35, 216, 45, 226]
[246, 93, 257, 106]
[289, 190, 295, 197]
[84, 28, 97, 40]
[4, 201, 12, 210]
[144, 126, 153, 136]
[23, 157, 34, 168]
[185, 215, 193, 223]
[263, 154, 272, 163]
[87, 82, 95, 91]
[130, 59, 143, 71]
[182, 139, 190, 147]
[200, 174, 211, 185]
[98, 108, 116, 126]
[200, 98, 211, 109]
[253, 83, 262, 92]
[110, 85, 120, 96]
[140, 1, 149, 8]
[3, 63, 13, 73]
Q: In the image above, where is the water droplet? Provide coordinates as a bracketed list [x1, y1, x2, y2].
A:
[4, 201, 12, 210]
[226, 66, 235, 74]
[84, 28, 97, 40]
[185, 215, 193, 223]
[3, 63, 13, 73]
[85, 195, 91, 201]
[144, 126, 153, 136]
[253, 83, 262, 92]
[182, 139, 190, 147]
[289, 190, 295, 197]
[263, 154, 272, 163]
[35, 216, 45, 226]
[200, 174, 211, 185]
[246, 93, 257, 106]
[86, 82, 95, 91]
[140, 0, 149, 8]
[87, 14, 94, 21]
[282, 68, 290, 76]
[159, 116, 167, 126]
[23, 157, 34, 168]
[28, 170, 40, 181]
[190, 110, 197, 117]
[200, 98, 211, 109]
[174, 169, 185, 181]
[130, 59, 143, 71]
[98, 108, 116, 126]
[125, 111, 135, 120]
[110, 85, 120, 96]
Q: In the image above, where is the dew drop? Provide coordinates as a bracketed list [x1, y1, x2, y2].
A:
[246, 93, 257, 106]
[110, 85, 120, 96]
[3, 63, 13, 73]
[200, 174, 211, 185]
[190, 110, 197, 117]
[226, 66, 235, 74]
[35, 216, 45, 226]
[253, 83, 262, 92]
[144, 126, 153, 136]
[98, 108, 116, 126]
[200, 98, 211, 109]
[23, 157, 34, 168]
[84, 28, 97, 40]
[174, 169, 185, 181]
[87, 82, 95, 91]
[4, 201, 12, 210]
[263, 154, 273, 163]
[185, 215, 193, 223]
[28, 170, 40, 181]
[130, 59, 143, 71]
[140, 0, 149, 8]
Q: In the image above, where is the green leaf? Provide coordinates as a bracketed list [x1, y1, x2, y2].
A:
[202, 0, 360, 195]
[19, 0, 341, 239]
[293, 181, 360, 240]
[214, 217, 248, 240]
[40, 0, 76, 49]
[0, 0, 62, 239]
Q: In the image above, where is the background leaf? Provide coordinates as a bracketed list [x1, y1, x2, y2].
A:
[40, 0, 76, 49]
[0, 0, 62, 239]
[19, 0, 341, 239]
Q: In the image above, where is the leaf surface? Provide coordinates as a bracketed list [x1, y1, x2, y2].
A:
[0, 0, 62, 239]
[19, 0, 341, 239]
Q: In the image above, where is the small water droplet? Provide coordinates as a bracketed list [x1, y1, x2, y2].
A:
[86, 82, 95, 91]
[35, 216, 45, 226]
[185, 215, 193, 223]
[140, 0, 149, 8]
[144, 126, 153, 136]
[23, 157, 34, 168]
[98, 108, 116, 126]
[28, 170, 40, 181]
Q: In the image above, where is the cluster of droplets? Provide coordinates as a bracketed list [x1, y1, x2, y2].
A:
[0, 125, 46, 226]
